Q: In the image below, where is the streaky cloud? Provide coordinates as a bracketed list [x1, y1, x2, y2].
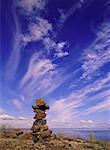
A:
[81, 22, 110, 80]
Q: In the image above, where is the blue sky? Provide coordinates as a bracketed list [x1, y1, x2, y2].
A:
[0, 0, 110, 128]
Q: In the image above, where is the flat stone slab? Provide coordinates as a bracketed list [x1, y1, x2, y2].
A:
[33, 119, 46, 126]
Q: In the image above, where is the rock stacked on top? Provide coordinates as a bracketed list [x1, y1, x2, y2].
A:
[31, 98, 52, 142]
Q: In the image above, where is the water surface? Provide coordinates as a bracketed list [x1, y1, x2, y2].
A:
[52, 128, 110, 140]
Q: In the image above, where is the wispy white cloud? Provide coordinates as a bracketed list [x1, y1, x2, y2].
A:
[43, 38, 69, 58]
[47, 101, 79, 128]
[54, 42, 69, 58]
[19, 52, 71, 99]
[4, 3, 22, 83]
[0, 114, 16, 120]
[80, 120, 95, 128]
[20, 95, 25, 101]
[21, 17, 52, 44]
[12, 99, 23, 110]
[43, 37, 56, 50]
[16, 0, 46, 14]
[81, 22, 110, 80]
[58, 0, 86, 28]
[0, 114, 27, 121]
[20, 53, 56, 87]
[0, 108, 6, 114]
[18, 116, 26, 120]
[47, 72, 110, 127]
[4, 0, 48, 84]
[5, 0, 48, 83]
[76, 72, 110, 96]
[15, 1, 69, 61]
[17, 0, 69, 59]
[48, 97, 79, 124]
[82, 96, 110, 115]
[0, 114, 33, 128]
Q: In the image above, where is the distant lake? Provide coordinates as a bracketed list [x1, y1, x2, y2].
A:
[51, 128, 110, 140]
[23, 128, 110, 140]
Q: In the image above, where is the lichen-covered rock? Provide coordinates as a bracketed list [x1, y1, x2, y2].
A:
[40, 125, 48, 131]
[40, 130, 52, 138]
[33, 110, 46, 120]
[36, 98, 46, 106]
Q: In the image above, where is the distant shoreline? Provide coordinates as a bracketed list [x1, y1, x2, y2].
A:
[20, 128, 110, 140]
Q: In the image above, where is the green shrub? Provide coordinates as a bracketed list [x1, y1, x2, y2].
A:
[89, 132, 95, 143]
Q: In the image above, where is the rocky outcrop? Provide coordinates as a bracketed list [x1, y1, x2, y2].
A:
[0, 136, 109, 150]
[0, 128, 23, 138]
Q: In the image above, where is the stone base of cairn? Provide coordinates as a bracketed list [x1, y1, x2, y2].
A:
[31, 98, 54, 142]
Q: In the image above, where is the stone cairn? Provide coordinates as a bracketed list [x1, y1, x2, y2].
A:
[31, 98, 53, 142]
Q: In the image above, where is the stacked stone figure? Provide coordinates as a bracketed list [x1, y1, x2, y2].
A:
[31, 98, 52, 142]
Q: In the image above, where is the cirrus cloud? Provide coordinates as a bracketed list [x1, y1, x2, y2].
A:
[81, 22, 110, 80]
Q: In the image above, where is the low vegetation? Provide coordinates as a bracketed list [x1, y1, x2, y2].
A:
[0, 127, 109, 150]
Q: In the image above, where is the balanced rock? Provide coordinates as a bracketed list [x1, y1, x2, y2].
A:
[33, 119, 46, 126]
[31, 98, 53, 142]
[33, 110, 46, 120]
[31, 125, 40, 132]
[40, 125, 48, 131]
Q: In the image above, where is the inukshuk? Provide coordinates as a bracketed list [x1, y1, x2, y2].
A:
[31, 98, 52, 142]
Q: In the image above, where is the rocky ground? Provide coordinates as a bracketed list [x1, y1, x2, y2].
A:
[0, 135, 110, 150]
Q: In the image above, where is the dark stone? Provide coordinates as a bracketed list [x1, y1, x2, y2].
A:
[39, 105, 49, 111]
[32, 105, 49, 111]
[16, 131, 24, 136]
[33, 119, 46, 126]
